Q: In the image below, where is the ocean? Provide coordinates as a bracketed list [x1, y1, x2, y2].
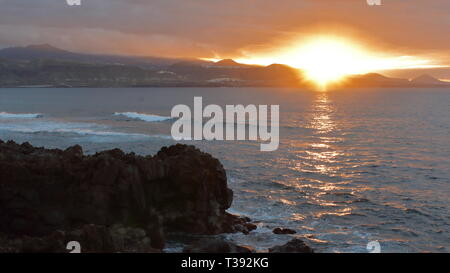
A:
[0, 87, 449, 253]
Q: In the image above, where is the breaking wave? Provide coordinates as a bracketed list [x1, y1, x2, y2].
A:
[0, 112, 43, 119]
[113, 112, 173, 122]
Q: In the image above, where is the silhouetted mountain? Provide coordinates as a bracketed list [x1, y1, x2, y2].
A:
[0, 44, 179, 69]
[411, 74, 446, 85]
[0, 45, 448, 88]
[0, 44, 78, 61]
[335, 73, 412, 88]
[330, 72, 450, 89]
[212, 59, 249, 67]
[0, 55, 304, 87]
[169, 59, 304, 86]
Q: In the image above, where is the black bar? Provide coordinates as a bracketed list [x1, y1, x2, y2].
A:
[0, 253, 446, 272]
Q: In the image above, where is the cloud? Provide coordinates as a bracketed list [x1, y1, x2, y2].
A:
[0, 0, 448, 61]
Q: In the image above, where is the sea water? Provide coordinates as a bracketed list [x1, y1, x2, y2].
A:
[0, 87, 449, 253]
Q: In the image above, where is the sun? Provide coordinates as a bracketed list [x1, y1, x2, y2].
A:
[288, 37, 368, 88]
[268, 36, 400, 90]
[208, 35, 444, 90]
[234, 36, 383, 89]
[283, 37, 444, 89]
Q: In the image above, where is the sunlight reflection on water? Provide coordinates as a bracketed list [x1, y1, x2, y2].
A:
[2, 87, 449, 252]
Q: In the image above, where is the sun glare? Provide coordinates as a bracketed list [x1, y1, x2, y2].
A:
[287, 37, 366, 88]
[208, 35, 445, 90]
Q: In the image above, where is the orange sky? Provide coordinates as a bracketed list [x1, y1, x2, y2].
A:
[0, 0, 449, 77]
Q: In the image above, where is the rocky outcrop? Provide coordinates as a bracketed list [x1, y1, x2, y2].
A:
[273, 227, 297, 235]
[183, 238, 254, 253]
[268, 238, 314, 253]
[0, 224, 161, 253]
[0, 140, 255, 252]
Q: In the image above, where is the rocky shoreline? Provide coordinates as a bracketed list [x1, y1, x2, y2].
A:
[0, 140, 312, 253]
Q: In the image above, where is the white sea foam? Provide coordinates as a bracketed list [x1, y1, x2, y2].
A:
[0, 120, 150, 141]
[0, 112, 43, 119]
[114, 112, 173, 122]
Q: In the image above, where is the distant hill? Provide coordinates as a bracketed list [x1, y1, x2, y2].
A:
[0, 52, 305, 87]
[0, 44, 448, 88]
[169, 59, 305, 86]
[0, 44, 78, 60]
[211, 59, 252, 68]
[334, 73, 412, 88]
[0, 44, 179, 69]
[410, 74, 447, 85]
[330, 72, 450, 89]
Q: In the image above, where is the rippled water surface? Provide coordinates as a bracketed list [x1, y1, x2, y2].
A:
[0, 87, 449, 252]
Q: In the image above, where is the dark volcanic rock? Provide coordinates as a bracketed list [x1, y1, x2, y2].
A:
[0, 140, 253, 252]
[0, 224, 161, 253]
[183, 238, 254, 253]
[268, 239, 314, 253]
[273, 227, 297, 235]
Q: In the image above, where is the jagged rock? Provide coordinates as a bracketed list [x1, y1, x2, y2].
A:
[0, 224, 161, 253]
[108, 224, 158, 253]
[183, 238, 254, 253]
[268, 238, 314, 253]
[0, 140, 253, 252]
[0, 225, 113, 253]
[273, 227, 297, 235]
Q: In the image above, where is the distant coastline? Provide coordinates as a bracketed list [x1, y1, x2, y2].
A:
[1, 44, 449, 89]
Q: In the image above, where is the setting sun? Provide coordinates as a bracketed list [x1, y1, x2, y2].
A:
[285, 37, 369, 87]
[213, 35, 447, 89]
[283, 37, 445, 88]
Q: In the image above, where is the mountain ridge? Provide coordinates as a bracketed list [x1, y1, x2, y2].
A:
[411, 74, 446, 85]
[0, 44, 448, 88]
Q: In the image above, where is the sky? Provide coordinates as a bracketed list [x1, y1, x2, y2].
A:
[0, 0, 449, 78]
